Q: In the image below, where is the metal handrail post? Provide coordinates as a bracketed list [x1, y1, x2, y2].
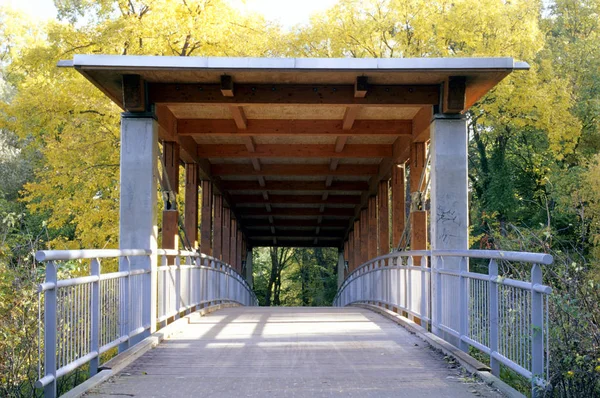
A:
[43, 261, 57, 398]
[531, 263, 544, 397]
[90, 258, 100, 376]
[489, 259, 500, 376]
[459, 256, 469, 352]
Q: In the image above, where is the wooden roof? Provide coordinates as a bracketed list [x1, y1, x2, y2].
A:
[62, 55, 527, 248]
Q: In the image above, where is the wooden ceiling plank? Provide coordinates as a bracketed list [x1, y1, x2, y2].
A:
[149, 83, 440, 106]
[247, 219, 348, 228]
[178, 119, 413, 136]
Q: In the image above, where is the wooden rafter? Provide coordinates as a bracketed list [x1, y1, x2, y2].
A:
[239, 208, 355, 217]
[231, 194, 361, 205]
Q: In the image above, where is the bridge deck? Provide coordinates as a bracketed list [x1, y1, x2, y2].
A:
[87, 307, 501, 397]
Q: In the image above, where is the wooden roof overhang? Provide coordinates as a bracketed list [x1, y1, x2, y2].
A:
[61, 55, 528, 248]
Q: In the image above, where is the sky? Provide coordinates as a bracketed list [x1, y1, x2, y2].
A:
[1, 0, 340, 28]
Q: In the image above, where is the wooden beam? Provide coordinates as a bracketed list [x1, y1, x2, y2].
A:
[443, 76, 467, 114]
[342, 107, 360, 130]
[212, 163, 378, 177]
[122, 74, 145, 112]
[239, 208, 355, 217]
[355, 76, 368, 98]
[220, 180, 369, 192]
[391, 164, 405, 249]
[197, 144, 392, 158]
[251, 158, 261, 171]
[148, 83, 440, 106]
[367, 196, 377, 260]
[184, 163, 199, 249]
[230, 106, 247, 129]
[248, 230, 344, 238]
[243, 137, 256, 152]
[247, 239, 342, 248]
[377, 180, 390, 256]
[213, 194, 223, 260]
[334, 137, 348, 153]
[220, 75, 234, 97]
[246, 219, 348, 228]
[343, 240, 349, 278]
[231, 194, 361, 205]
[178, 119, 412, 136]
[222, 208, 231, 264]
[200, 181, 213, 256]
[412, 106, 433, 143]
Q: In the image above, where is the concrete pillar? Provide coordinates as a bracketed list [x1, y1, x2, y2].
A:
[430, 114, 468, 341]
[337, 250, 345, 288]
[119, 115, 158, 349]
[245, 249, 253, 288]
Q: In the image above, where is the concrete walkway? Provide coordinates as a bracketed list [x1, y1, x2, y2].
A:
[87, 307, 503, 397]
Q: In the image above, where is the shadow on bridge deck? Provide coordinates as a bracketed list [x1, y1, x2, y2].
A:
[86, 307, 502, 398]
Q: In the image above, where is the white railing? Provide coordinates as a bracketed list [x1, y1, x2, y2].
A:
[334, 249, 552, 397]
[35, 249, 257, 397]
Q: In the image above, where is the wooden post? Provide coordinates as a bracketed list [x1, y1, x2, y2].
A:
[377, 180, 390, 256]
[343, 240, 349, 278]
[353, 220, 360, 270]
[392, 164, 405, 250]
[162, 142, 179, 252]
[230, 218, 238, 270]
[237, 229, 243, 273]
[367, 196, 377, 260]
[184, 163, 199, 249]
[410, 142, 428, 260]
[213, 195, 223, 259]
[360, 208, 368, 265]
[222, 208, 231, 264]
[200, 181, 213, 256]
[348, 231, 354, 273]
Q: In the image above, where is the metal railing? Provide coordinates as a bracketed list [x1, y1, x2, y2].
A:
[334, 249, 552, 397]
[35, 249, 257, 397]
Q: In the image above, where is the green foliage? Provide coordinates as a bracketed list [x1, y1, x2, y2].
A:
[252, 247, 338, 307]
